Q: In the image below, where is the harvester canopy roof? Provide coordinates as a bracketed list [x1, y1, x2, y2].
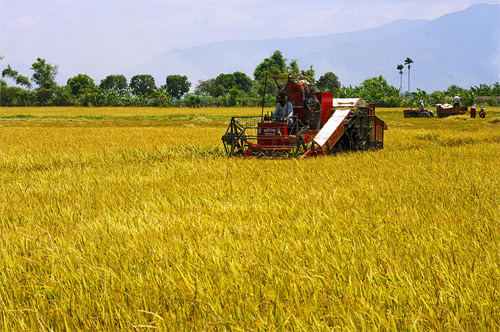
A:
[332, 98, 366, 108]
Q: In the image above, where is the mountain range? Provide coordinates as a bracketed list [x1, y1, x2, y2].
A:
[126, 3, 500, 92]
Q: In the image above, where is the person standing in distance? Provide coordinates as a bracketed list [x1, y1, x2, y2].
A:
[470, 104, 476, 118]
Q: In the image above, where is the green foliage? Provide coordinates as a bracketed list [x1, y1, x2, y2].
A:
[2, 65, 19, 81]
[462, 90, 475, 106]
[186, 94, 202, 107]
[150, 87, 171, 107]
[228, 87, 240, 106]
[67, 74, 97, 96]
[233, 72, 253, 93]
[214, 73, 236, 91]
[0, 86, 37, 106]
[445, 85, 466, 96]
[31, 58, 58, 89]
[166, 75, 191, 100]
[197, 72, 253, 98]
[492, 82, 500, 96]
[36, 88, 56, 105]
[213, 84, 226, 98]
[287, 60, 300, 76]
[358, 75, 399, 104]
[254, 51, 316, 96]
[317, 72, 341, 92]
[100, 75, 128, 94]
[1, 54, 499, 109]
[253, 50, 288, 82]
[15, 75, 31, 89]
[196, 79, 216, 96]
[300, 65, 315, 82]
[130, 74, 156, 96]
[487, 98, 499, 106]
[429, 91, 446, 105]
[2, 65, 32, 89]
[50, 86, 76, 106]
[254, 50, 288, 96]
[404, 57, 414, 68]
[410, 88, 428, 104]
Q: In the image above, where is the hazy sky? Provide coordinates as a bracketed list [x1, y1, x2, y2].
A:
[1, 0, 499, 80]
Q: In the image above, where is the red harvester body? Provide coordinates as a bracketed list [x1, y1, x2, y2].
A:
[222, 75, 387, 158]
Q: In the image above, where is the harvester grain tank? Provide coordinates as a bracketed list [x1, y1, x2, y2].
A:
[221, 75, 387, 158]
[435, 103, 468, 118]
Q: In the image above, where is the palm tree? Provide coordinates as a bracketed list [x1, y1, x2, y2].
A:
[397, 64, 404, 96]
[404, 57, 414, 94]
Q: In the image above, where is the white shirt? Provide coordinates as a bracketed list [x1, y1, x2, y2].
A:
[273, 101, 294, 123]
[453, 96, 460, 104]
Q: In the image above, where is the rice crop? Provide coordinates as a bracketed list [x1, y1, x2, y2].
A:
[1, 107, 499, 331]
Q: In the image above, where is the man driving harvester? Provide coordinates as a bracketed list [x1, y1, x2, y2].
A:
[272, 91, 294, 127]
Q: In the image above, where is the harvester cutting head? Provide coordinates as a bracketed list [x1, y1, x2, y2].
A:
[222, 75, 387, 158]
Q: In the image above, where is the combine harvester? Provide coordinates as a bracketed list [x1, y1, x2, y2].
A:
[222, 75, 387, 158]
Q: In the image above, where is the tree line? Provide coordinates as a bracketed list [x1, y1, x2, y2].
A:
[1, 52, 499, 108]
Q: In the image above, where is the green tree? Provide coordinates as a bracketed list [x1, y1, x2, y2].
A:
[404, 57, 414, 94]
[100, 75, 128, 93]
[196, 79, 216, 96]
[301, 65, 315, 82]
[492, 82, 500, 96]
[445, 85, 466, 97]
[51, 86, 76, 106]
[429, 91, 446, 105]
[287, 60, 300, 76]
[253, 50, 288, 82]
[0, 56, 5, 87]
[166, 75, 191, 99]
[358, 75, 399, 105]
[2, 65, 18, 81]
[2, 65, 32, 89]
[67, 74, 97, 96]
[187, 94, 202, 107]
[253, 50, 288, 96]
[213, 84, 226, 98]
[130, 74, 156, 96]
[462, 90, 475, 106]
[214, 73, 236, 91]
[410, 88, 428, 107]
[397, 64, 404, 95]
[31, 58, 58, 89]
[0, 86, 38, 106]
[233, 72, 253, 93]
[150, 87, 171, 107]
[228, 87, 240, 106]
[317, 72, 341, 92]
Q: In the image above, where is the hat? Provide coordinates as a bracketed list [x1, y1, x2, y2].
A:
[276, 92, 288, 102]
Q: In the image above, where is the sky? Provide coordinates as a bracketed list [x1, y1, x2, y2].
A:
[1, 0, 499, 82]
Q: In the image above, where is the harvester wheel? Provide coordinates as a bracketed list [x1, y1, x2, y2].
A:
[222, 128, 246, 157]
[291, 135, 307, 157]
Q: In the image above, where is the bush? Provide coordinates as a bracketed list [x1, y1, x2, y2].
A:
[0, 86, 38, 106]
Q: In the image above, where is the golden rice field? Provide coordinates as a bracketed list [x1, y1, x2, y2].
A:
[0, 106, 499, 331]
